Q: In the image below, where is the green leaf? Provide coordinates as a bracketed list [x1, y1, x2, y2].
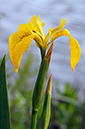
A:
[32, 57, 49, 110]
[0, 54, 11, 129]
[38, 94, 51, 129]
[37, 75, 52, 129]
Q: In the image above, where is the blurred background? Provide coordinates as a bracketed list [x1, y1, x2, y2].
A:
[0, 0, 85, 129]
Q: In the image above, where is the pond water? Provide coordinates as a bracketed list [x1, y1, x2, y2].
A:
[0, 0, 85, 97]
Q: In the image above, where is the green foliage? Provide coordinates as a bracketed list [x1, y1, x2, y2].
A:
[0, 55, 11, 129]
[31, 57, 50, 129]
[8, 54, 37, 129]
[37, 76, 51, 129]
[32, 58, 49, 110]
[50, 83, 85, 129]
[7, 54, 85, 129]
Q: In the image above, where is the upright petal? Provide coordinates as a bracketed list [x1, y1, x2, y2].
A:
[38, 15, 45, 27]
[49, 29, 81, 71]
[9, 31, 34, 73]
[19, 23, 43, 47]
[51, 18, 66, 35]
[29, 15, 37, 23]
[36, 15, 45, 40]
[27, 15, 40, 34]
[44, 27, 52, 50]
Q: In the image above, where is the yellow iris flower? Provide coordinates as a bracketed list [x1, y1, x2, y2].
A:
[9, 15, 81, 73]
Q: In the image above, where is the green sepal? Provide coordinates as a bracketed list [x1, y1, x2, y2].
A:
[0, 55, 11, 129]
[32, 57, 49, 110]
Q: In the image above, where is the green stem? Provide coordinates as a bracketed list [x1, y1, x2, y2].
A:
[40, 48, 45, 61]
[31, 110, 38, 129]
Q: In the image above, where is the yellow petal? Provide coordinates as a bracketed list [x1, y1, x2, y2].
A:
[50, 29, 81, 71]
[27, 15, 40, 34]
[29, 15, 37, 23]
[49, 29, 69, 43]
[19, 23, 43, 49]
[27, 22, 39, 33]
[36, 15, 45, 40]
[70, 37, 81, 71]
[27, 15, 44, 42]
[41, 22, 45, 27]
[20, 24, 42, 46]
[9, 31, 34, 73]
[18, 24, 31, 34]
[33, 33, 43, 48]
[51, 18, 66, 35]
[44, 27, 52, 49]
[38, 15, 45, 27]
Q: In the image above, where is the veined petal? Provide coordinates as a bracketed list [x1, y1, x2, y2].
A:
[50, 29, 81, 71]
[19, 23, 40, 41]
[51, 18, 66, 35]
[9, 31, 34, 73]
[19, 23, 43, 49]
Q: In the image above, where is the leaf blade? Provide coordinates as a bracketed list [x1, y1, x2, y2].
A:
[0, 54, 11, 129]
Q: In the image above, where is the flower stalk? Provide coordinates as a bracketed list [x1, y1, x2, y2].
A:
[31, 43, 53, 129]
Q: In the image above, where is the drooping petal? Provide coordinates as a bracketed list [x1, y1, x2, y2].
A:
[50, 29, 81, 71]
[19, 23, 43, 48]
[51, 18, 66, 35]
[70, 37, 81, 71]
[18, 24, 32, 33]
[9, 31, 34, 73]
